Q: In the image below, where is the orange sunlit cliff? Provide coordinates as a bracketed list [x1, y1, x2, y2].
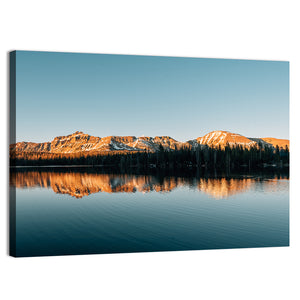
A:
[10, 130, 289, 156]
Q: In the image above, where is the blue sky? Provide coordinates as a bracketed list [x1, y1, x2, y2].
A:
[15, 51, 289, 142]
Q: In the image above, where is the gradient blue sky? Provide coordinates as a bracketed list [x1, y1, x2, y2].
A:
[15, 51, 289, 143]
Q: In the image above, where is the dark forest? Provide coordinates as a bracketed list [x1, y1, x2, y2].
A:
[10, 143, 289, 172]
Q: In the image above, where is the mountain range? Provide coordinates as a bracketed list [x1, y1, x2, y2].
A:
[10, 130, 289, 155]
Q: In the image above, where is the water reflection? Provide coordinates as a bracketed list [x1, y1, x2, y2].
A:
[10, 169, 289, 199]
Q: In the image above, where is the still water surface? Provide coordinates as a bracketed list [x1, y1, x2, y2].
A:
[10, 169, 289, 257]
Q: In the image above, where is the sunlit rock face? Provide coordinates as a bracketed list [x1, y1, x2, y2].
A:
[196, 131, 256, 148]
[260, 137, 289, 149]
[10, 171, 288, 199]
[188, 130, 289, 150]
[9, 130, 289, 157]
[10, 141, 52, 152]
[10, 131, 190, 155]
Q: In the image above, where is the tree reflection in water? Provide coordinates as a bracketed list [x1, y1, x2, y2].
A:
[10, 167, 289, 199]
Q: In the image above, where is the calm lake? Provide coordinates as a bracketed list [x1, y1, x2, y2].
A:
[10, 168, 289, 257]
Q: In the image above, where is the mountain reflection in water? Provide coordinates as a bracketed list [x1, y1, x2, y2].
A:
[10, 169, 289, 199]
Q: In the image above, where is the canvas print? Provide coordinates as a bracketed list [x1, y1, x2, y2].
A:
[9, 51, 289, 257]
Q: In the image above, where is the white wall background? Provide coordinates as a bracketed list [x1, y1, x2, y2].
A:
[1, 1, 299, 299]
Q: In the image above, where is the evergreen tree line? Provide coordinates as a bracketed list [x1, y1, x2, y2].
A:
[10, 143, 289, 171]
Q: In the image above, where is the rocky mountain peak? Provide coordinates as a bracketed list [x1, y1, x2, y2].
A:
[10, 130, 289, 156]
